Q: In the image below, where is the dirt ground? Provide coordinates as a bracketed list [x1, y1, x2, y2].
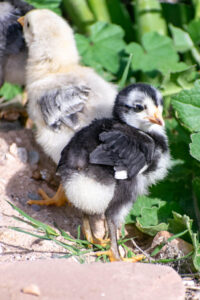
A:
[0, 125, 87, 263]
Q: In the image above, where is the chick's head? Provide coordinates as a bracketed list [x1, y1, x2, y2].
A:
[21, 9, 79, 68]
[113, 83, 164, 132]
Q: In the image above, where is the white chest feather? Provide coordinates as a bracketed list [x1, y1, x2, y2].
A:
[63, 172, 115, 215]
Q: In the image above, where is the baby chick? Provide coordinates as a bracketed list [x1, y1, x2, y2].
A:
[18, 9, 117, 206]
[57, 83, 171, 261]
[0, 0, 33, 87]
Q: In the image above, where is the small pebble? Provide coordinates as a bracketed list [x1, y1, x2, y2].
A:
[21, 284, 41, 296]
[27, 192, 41, 211]
[31, 204, 41, 212]
[9, 143, 28, 163]
[28, 192, 41, 200]
[18, 197, 27, 205]
[28, 150, 40, 165]
[15, 137, 22, 143]
[40, 169, 51, 181]
[183, 280, 195, 287]
[17, 147, 28, 163]
[9, 143, 18, 156]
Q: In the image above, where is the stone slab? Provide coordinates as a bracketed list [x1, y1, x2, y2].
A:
[0, 260, 185, 300]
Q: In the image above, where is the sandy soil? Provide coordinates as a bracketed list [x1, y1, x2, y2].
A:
[0, 126, 85, 263]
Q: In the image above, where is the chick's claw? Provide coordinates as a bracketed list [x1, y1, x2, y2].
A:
[96, 249, 121, 262]
[28, 185, 70, 207]
[96, 249, 145, 262]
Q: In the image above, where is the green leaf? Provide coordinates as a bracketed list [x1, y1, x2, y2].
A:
[0, 82, 22, 101]
[128, 196, 165, 218]
[136, 220, 168, 236]
[188, 19, 200, 44]
[168, 212, 200, 271]
[190, 133, 200, 161]
[75, 21, 125, 74]
[24, 0, 62, 14]
[118, 54, 133, 89]
[169, 24, 194, 53]
[172, 81, 200, 132]
[126, 32, 188, 75]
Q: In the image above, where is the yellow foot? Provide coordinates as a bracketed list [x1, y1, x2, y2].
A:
[92, 237, 110, 247]
[96, 249, 145, 262]
[122, 255, 145, 262]
[82, 215, 109, 247]
[27, 185, 70, 207]
[96, 249, 121, 262]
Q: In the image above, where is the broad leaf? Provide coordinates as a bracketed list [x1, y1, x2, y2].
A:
[188, 19, 200, 45]
[190, 133, 200, 161]
[169, 212, 200, 272]
[126, 32, 188, 75]
[24, 0, 62, 14]
[0, 82, 22, 101]
[169, 24, 194, 53]
[172, 81, 200, 132]
[75, 22, 125, 74]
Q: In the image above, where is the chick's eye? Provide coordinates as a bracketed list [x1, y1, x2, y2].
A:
[133, 104, 144, 112]
[27, 21, 30, 28]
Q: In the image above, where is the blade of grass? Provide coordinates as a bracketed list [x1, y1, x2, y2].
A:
[77, 225, 81, 240]
[13, 216, 42, 229]
[10, 227, 51, 240]
[152, 251, 193, 264]
[54, 222, 90, 248]
[7, 201, 58, 236]
[167, 229, 189, 242]
[118, 54, 133, 90]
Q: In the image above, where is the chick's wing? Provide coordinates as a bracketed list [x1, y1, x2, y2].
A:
[89, 130, 155, 179]
[39, 85, 90, 131]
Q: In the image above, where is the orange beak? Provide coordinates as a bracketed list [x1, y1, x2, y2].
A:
[147, 107, 164, 126]
[17, 16, 25, 27]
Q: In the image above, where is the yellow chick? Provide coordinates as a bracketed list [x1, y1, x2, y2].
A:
[18, 9, 117, 206]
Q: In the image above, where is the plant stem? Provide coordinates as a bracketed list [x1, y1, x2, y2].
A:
[192, 0, 200, 19]
[133, 0, 167, 42]
[62, 0, 95, 33]
[87, 0, 111, 22]
[106, 0, 134, 42]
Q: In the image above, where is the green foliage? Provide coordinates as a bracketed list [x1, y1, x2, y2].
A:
[75, 21, 125, 74]
[190, 133, 200, 161]
[0, 82, 22, 101]
[126, 196, 181, 236]
[126, 32, 187, 75]
[25, 0, 62, 14]
[172, 81, 200, 132]
[169, 212, 200, 271]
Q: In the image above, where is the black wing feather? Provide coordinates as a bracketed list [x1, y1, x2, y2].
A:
[39, 85, 90, 131]
[90, 129, 155, 179]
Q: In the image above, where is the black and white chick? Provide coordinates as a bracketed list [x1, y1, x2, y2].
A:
[0, 0, 33, 87]
[57, 83, 171, 261]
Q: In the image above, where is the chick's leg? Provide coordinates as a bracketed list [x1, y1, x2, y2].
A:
[96, 218, 121, 261]
[96, 218, 145, 262]
[28, 184, 70, 207]
[82, 214, 109, 247]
